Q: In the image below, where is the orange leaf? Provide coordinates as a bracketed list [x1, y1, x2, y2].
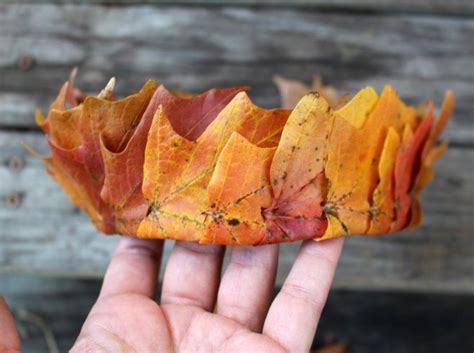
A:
[38, 68, 81, 133]
[42, 79, 157, 233]
[367, 127, 401, 234]
[138, 91, 289, 241]
[100, 84, 168, 234]
[322, 86, 383, 239]
[321, 85, 426, 238]
[203, 133, 275, 245]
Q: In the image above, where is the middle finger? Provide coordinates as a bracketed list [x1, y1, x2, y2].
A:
[161, 241, 225, 311]
[216, 244, 279, 332]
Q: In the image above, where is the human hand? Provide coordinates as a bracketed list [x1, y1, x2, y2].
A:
[71, 237, 343, 353]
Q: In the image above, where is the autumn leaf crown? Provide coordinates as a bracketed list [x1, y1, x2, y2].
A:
[35, 71, 454, 245]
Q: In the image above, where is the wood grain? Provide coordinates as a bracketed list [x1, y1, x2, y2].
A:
[7, 0, 474, 16]
[0, 5, 472, 144]
[1, 131, 472, 293]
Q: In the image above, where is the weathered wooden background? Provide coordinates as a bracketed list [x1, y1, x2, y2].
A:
[0, 1, 473, 293]
[0, 1, 473, 351]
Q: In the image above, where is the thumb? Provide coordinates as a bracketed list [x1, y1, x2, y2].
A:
[0, 296, 21, 352]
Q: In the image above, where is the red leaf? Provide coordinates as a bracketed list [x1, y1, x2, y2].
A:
[392, 106, 434, 231]
[152, 85, 249, 141]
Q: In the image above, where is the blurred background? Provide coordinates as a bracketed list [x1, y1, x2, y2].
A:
[0, 0, 473, 352]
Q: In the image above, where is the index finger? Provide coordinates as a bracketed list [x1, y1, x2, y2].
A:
[263, 238, 344, 353]
[99, 237, 164, 299]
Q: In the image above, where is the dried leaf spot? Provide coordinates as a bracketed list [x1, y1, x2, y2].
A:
[227, 218, 240, 226]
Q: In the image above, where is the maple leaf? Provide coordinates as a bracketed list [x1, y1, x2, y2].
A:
[367, 127, 401, 234]
[35, 68, 80, 133]
[391, 107, 434, 231]
[321, 86, 383, 239]
[100, 84, 245, 234]
[404, 90, 455, 228]
[203, 133, 276, 245]
[274, 75, 348, 109]
[262, 92, 333, 243]
[138, 89, 290, 242]
[39, 78, 157, 233]
[366, 95, 423, 234]
[150, 85, 249, 141]
[100, 82, 165, 234]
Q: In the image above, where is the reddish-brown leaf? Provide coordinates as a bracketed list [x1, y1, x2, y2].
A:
[391, 107, 434, 231]
[100, 84, 167, 234]
[408, 90, 455, 227]
[151, 85, 249, 140]
[42, 79, 157, 233]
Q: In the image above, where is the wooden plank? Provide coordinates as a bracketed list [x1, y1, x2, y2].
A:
[0, 131, 473, 293]
[1, 275, 473, 352]
[7, 0, 474, 16]
[0, 5, 473, 144]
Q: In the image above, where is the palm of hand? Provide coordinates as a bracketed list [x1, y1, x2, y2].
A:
[69, 238, 343, 353]
[73, 294, 286, 352]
